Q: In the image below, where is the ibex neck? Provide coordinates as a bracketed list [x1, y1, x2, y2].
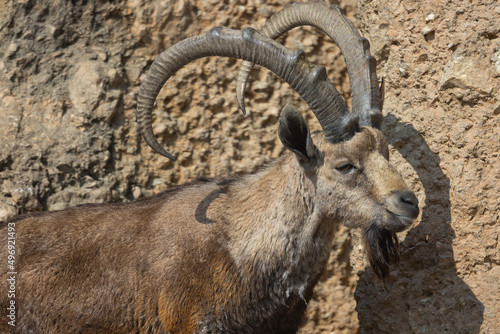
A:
[226, 153, 334, 300]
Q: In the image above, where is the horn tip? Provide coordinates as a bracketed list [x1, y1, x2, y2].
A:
[240, 104, 247, 115]
[160, 150, 177, 161]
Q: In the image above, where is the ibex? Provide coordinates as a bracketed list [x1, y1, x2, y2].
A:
[0, 1, 419, 333]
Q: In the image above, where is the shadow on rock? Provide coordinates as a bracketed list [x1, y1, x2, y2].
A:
[354, 114, 484, 333]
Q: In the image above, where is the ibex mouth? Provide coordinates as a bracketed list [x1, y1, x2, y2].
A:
[384, 210, 415, 233]
[394, 212, 416, 226]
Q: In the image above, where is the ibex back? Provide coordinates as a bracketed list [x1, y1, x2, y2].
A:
[0, 1, 419, 333]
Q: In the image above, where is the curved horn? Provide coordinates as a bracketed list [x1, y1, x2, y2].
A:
[137, 27, 358, 160]
[236, 0, 383, 129]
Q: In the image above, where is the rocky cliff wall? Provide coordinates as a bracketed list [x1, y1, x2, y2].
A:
[0, 0, 498, 333]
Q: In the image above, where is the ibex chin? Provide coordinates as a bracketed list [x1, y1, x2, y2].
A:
[1, 1, 419, 333]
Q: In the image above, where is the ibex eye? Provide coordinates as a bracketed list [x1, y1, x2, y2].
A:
[335, 164, 356, 173]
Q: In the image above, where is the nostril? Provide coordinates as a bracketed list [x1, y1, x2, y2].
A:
[399, 191, 419, 217]
[400, 191, 418, 207]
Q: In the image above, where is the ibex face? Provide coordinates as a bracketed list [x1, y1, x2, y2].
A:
[312, 127, 418, 233]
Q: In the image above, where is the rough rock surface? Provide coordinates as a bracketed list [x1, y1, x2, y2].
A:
[350, 1, 499, 333]
[0, 0, 498, 333]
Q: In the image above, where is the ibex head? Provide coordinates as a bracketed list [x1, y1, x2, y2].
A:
[277, 105, 418, 280]
[136, 1, 419, 280]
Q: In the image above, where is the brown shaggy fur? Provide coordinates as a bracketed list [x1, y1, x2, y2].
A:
[0, 127, 418, 333]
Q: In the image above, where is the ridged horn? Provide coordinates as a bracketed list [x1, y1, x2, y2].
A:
[236, 0, 383, 129]
[137, 27, 358, 160]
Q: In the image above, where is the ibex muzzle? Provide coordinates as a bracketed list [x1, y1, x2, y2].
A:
[1, 1, 419, 333]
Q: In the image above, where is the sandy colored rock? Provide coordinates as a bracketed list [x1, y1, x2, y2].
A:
[0, 0, 498, 333]
[0, 203, 16, 222]
[439, 54, 494, 94]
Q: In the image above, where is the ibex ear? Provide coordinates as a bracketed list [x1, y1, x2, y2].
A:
[278, 104, 316, 165]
